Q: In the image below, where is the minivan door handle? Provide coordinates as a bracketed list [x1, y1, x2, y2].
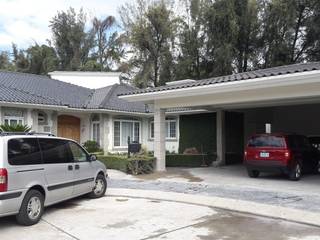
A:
[75, 164, 80, 170]
[68, 165, 73, 171]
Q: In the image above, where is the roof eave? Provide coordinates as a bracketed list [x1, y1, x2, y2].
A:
[119, 70, 320, 103]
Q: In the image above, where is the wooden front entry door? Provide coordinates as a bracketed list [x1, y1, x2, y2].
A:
[58, 115, 81, 142]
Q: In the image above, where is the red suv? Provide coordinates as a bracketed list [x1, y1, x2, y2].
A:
[244, 133, 320, 181]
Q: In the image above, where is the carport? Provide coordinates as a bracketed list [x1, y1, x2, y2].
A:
[119, 62, 320, 171]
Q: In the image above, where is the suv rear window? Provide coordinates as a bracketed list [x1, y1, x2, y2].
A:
[8, 138, 42, 165]
[248, 136, 286, 148]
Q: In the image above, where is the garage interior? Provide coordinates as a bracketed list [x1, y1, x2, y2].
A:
[219, 102, 320, 166]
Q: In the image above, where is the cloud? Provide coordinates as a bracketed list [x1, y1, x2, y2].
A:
[0, 0, 128, 50]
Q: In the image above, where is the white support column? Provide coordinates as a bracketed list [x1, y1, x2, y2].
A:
[26, 109, 33, 129]
[216, 110, 226, 166]
[154, 106, 166, 171]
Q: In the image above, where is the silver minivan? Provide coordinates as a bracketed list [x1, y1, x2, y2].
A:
[0, 133, 107, 225]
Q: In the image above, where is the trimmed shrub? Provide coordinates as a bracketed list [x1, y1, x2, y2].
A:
[166, 154, 216, 167]
[97, 155, 155, 175]
[83, 140, 102, 153]
[98, 155, 128, 172]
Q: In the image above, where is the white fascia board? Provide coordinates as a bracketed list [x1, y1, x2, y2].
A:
[119, 70, 320, 102]
[0, 101, 69, 110]
[48, 71, 121, 77]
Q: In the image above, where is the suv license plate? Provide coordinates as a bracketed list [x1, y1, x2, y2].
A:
[260, 152, 270, 158]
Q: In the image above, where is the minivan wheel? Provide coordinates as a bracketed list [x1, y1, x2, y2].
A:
[89, 174, 107, 199]
[247, 169, 259, 178]
[16, 190, 44, 226]
[289, 163, 302, 181]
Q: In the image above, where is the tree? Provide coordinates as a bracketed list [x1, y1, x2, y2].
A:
[175, 0, 206, 80]
[234, 0, 259, 72]
[50, 7, 95, 70]
[26, 44, 58, 74]
[119, 0, 177, 87]
[305, 0, 320, 61]
[12, 43, 29, 72]
[0, 51, 14, 71]
[258, 0, 317, 68]
[203, 0, 238, 76]
[92, 16, 124, 71]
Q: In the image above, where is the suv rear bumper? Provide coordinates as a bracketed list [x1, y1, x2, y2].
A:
[245, 160, 289, 173]
[0, 191, 24, 217]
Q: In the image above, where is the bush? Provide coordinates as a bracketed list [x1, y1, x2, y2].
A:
[166, 154, 216, 167]
[98, 155, 128, 172]
[97, 155, 155, 175]
[83, 140, 102, 153]
[0, 124, 31, 132]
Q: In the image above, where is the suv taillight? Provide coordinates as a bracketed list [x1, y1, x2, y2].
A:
[0, 168, 8, 192]
[284, 150, 291, 161]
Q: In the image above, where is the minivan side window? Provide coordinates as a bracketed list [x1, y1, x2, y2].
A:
[68, 141, 88, 162]
[8, 138, 42, 165]
[39, 138, 71, 164]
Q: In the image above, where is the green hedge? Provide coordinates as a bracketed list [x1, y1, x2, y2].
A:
[178, 113, 216, 154]
[166, 154, 216, 167]
[97, 155, 155, 175]
[98, 155, 128, 172]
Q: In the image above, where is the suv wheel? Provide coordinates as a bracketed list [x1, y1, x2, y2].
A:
[289, 162, 302, 181]
[247, 169, 259, 178]
[16, 190, 44, 226]
[89, 174, 107, 199]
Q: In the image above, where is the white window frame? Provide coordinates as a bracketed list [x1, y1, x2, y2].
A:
[149, 120, 177, 140]
[91, 121, 100, 144]
[113, 119, 141, 148]
[4, 116, 24, 126]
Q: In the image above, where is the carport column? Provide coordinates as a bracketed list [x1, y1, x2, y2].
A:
[216, 110, 226, 166]
[154, 106, 166, 171]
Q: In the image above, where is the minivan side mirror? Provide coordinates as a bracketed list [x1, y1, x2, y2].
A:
[89, 154, 97, 162]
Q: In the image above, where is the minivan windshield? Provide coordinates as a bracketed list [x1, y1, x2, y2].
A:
[248, 135, 286, 148]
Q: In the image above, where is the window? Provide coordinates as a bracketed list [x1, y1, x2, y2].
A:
[39, 138, 71, 164]
[4, 116, 24, 126]
[248, 136, 285, 148]
[113, 120, 140, 147]
[69, 141, 88, 162]
[149, 120, 177, 140]
[92, 122, 100, 144]
[38, 112, 47, 125]
[8, 138, 42, 165]
[91, 114, 100, 144]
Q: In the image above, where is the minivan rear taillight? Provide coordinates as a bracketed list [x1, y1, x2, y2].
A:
[0, 168, 8, 192]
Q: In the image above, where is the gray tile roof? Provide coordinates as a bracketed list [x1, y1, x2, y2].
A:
[0, 71, 92, 108]
[119, 62, 320, 96]
[0, 71, 147, 113]
[86, 84, 147, 113]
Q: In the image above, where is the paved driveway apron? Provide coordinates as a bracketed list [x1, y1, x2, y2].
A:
[1, 196, 320, 240]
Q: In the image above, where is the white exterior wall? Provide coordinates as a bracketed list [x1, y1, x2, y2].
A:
[0, 105, 180, 154]
[48, 72, 121, 89]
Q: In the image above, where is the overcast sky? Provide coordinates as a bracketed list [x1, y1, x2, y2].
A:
[0, 0, 128, 50]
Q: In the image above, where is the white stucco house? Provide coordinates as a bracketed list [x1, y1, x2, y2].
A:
[119, 62, 320, 171]
[0, 71, 202, 154]
[2, 62, 320, 172]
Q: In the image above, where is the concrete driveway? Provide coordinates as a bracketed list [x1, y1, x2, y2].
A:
[1, 194, 320, 240]
[110, 165, 320, 213]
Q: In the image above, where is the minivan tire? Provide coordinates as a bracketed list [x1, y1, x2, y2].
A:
[289, 162, 302, 181]
[247, 169, 259, 178]
[88, 174, 107, 199]
[16, 190, 44, 226]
